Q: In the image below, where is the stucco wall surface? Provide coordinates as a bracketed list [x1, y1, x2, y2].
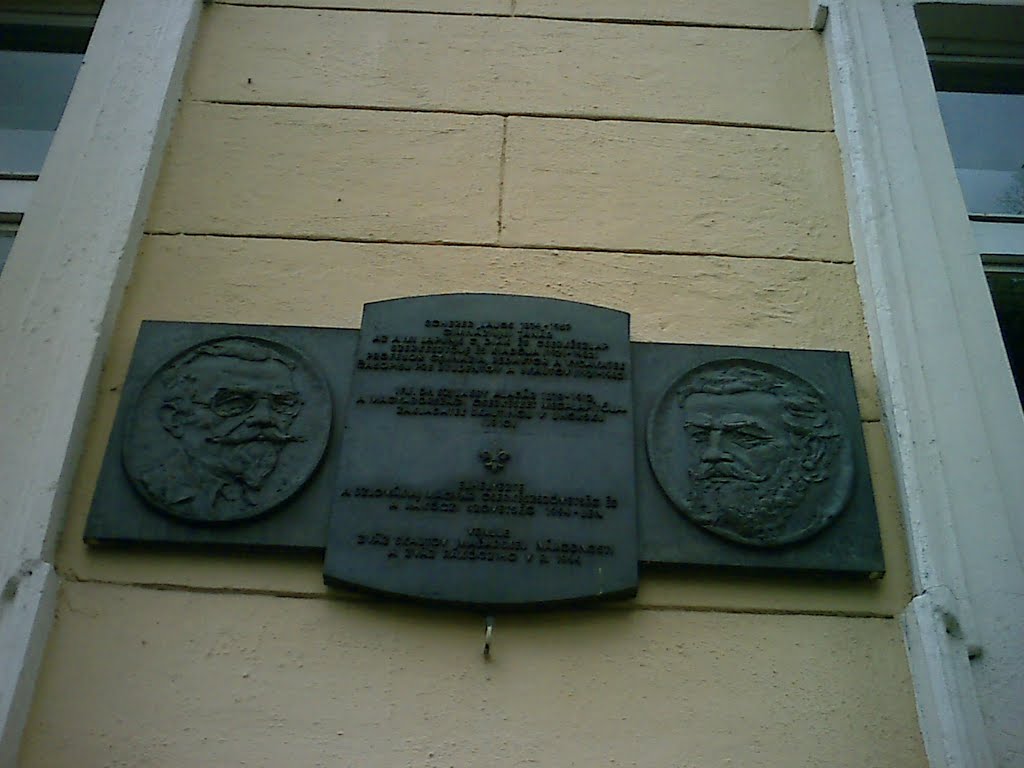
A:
[22, 1, 926, 765]
[149, 107, 847, 260]
[21, 583, 925, 768]
[184, 6, 830, 129]
[224, 0, 810, 29]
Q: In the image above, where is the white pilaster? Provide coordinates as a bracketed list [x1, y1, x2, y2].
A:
[0, 2, 202, 764]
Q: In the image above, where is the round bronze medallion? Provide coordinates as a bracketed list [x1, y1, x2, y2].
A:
[646, 359, 854, 548]
[122, 336, 332, 524]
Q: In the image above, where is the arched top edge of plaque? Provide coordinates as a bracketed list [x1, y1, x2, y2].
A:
[361, 293, 631, 322]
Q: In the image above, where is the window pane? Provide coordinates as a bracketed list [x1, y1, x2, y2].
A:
[929, 51, 1024, 409]
[0, 18, 95, 54]
[0, 50, 82, 175]
[0, 231, 14, 274]
[987, 270, 1024, 403]
[936, 91, 1024, 216]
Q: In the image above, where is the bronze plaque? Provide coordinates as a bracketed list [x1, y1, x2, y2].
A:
[633, 344, 883, 576]
[647, 358, 854, 548]
[87, 307, 884, 583]
[85, 322, 355, 549]
[122, 336, 332, 524]
[323, 294, 639, 606]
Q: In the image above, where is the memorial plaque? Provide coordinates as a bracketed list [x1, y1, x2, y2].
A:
[323, 294, 639, 606]
[85, 321, 357, 549]
[88, 302, 884, 586]
[632, 343, 884, 576]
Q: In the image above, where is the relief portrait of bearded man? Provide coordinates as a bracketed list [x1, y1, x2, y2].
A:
[650, 360, 853, 548]
[123, 337, 329, 524]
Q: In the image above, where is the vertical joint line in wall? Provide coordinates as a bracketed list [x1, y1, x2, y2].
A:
[510, 0, 517, 16]
[497, 116, 508, 238]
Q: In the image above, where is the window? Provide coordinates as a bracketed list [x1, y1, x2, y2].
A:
[0, 218, 15, 273]
[918, 3, 1024, 405]
[0, 8, 96, 274]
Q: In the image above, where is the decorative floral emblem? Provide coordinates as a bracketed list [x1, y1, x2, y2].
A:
[479, 449, 511, 474]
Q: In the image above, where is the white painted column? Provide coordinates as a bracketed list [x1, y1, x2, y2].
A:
[0, 2, 202, 764]
[816, 1, 1024, 765]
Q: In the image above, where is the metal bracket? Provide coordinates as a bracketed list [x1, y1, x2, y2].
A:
[483, 615, 494, 658]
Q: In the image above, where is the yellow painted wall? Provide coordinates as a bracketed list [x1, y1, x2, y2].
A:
[20, 2, 927, 765]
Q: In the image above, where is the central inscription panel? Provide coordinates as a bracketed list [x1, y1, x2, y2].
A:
[323, 294, 638, 606]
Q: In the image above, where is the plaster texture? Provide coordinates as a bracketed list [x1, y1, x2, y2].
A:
[147, 103, 503, 243]
[147, 104, 847, 261]
[502, 117, 850, 260]
[222, 0, 809, 28]
[54, 236, 910, 615]
[187, 5, 830, 130]
[20, 582, 926, 768]
[513, 0, 809, 28]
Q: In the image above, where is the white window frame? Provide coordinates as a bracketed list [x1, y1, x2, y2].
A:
[0, 183, 33, 215]
[0, 1, 201, 764]
[814, 1, 1024, 766]
[973, 220, 1024, 258]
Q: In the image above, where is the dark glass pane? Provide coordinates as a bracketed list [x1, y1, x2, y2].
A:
[0, 50, 83, 175]
[987, 271, 1024, 406]
[930, 61, 1024, 95]
[0, 232, 14, 274]
[0, 22, 93, 54]
[936, 91, 1024, 216]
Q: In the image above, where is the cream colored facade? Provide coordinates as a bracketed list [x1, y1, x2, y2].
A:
[16, 2, 928, 765]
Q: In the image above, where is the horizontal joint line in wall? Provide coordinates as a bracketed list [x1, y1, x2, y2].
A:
[61, 574, 345, 603]
[212, 2, 808, 32]
[143, 230, 854, 265]
[62, 577, 896, 619]
[509, 14, 806, 32]
[634, 602, 896, 620]
[196, 99, 832, 134]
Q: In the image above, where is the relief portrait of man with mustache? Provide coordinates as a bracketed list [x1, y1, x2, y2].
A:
[123, 337, 330, 524]
[648, 360, 853, 548]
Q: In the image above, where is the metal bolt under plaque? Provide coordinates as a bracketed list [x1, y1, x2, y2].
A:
[323, 294, 639, 606]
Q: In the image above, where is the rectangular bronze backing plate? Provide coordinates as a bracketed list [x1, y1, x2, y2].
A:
[323, 294, 639, 607]
[87, 315, 883, 580]
[632, 343, 884, 576]
[85, 321, 358, 550]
